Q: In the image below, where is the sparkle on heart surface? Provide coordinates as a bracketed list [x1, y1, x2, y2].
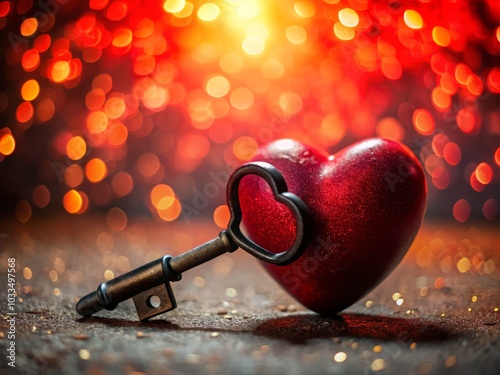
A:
[0, 0, 498, 228]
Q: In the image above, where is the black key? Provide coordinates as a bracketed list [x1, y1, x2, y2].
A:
[76, 161, 310, 321]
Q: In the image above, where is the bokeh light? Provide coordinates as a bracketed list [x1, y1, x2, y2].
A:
[214, 205, 230, 229]
[0, 0, 498, 226]
[0, 133, 15, 156]
[404, 10, 423, 30]
[66, 136, 87, 161]
[86, 158, 108, 183]
[453, 199, 471, 223]
[63, 190, 83, 214]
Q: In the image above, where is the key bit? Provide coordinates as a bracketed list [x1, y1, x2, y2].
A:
[76, 161, 310, 321]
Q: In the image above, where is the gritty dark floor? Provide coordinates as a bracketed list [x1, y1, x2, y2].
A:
[0, 216, 499, 375]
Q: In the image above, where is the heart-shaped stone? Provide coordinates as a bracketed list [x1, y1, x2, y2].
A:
[239, 138, 427, 314]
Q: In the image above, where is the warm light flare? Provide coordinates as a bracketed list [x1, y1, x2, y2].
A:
[238, 1, 260, 18]
[333, 22, 355, 40]
[413, 109, 435, 135]
[151, 184, 175, 210]
[49, 60, 70, 83]
[205, 76, 230, 98]
[157, 198, 181, 222]
[294, 1, 315, 18]
[112, 28, 133, 48]
[85, 158, 108, 183]
[21, 79, 40, 101]
[87, 111, 109, 134]
[20, 18, 38, 37]
[286, 25, 307, 45]
[230, 87, 254, 110]
[475, 163, 492, 185]
[432, 26, 451, 47]
[66, 136, 87, 161]
[0, 133, 15, 156]
[163, 0, 185, 14]
[242, 36, 265, 55]
[22, 49, 40, 72]
[338, 8, 359, 28]
[63, 190, 83, 214]
[104, 97, 126, 119]
[197, 3, 220, 22]
[233, 136, 257, 161]
[214, 205, 230, 229]
[404, 10, 423, 30]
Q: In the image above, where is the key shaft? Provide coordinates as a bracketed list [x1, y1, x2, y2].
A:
[169, 230, 237, 274]
[76, 231, 237, 320]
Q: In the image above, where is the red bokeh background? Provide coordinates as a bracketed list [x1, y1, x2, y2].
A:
[0, 0, 499, 227]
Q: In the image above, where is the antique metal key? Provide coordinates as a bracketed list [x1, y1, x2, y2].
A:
[76, 161, 310, 321]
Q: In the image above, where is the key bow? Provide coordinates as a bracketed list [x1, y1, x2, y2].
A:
[227, 161, 310, 265]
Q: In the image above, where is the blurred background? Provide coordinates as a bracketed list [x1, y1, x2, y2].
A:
[0, 0, 499, 226]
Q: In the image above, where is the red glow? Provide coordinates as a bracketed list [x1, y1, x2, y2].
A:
[0, 132, 15, 156]
[90, 0, 109, 10]
[375, 117, 404, 142]
[413, 109, 435, 135]
[475, 163, 493, 185]
[440, 73, 458, 95]
[431, 87, 451, 112]
[22, 49, 40, 72]
[49, 60, 70, 83]
[443, 142, 461, 166]
[63, 190, 83, 214]
[34, 34, 51, 52]
[470, 172, 485, 192]
[0, 1, 10, 17]
[456, 109, 477, 134]
[32, 185, 50, 208]
[111, 171, 133, 197]
[16, 102, 34, 123]
[0, 0, 498, 223]
[483, 199, 498, 221]
[107, 122, 128, 146]
[431, 133, 449, 157]
[487, 68, 500, 93]
[106, 2, 128, 21]
[455, 64, 471, 85]
[453, 199, 471, 223]
[64, 164, 85, 188]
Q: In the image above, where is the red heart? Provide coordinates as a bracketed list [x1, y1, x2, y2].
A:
[239, 138, 427, 314]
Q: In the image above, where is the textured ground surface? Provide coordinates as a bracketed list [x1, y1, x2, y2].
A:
[0, 217, 499, 375]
